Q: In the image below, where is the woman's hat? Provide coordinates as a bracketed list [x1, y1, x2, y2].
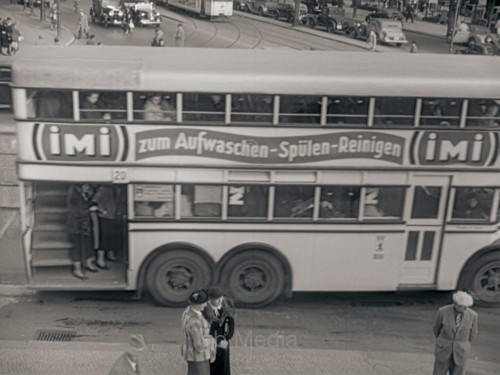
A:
[207, 286, 225, 299]
[188, 290, 208, 305]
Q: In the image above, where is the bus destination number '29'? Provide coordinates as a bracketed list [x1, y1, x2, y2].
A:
[112, 168, 129, 184]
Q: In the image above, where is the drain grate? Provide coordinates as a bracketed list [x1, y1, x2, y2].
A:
[34, 329, 77, 342]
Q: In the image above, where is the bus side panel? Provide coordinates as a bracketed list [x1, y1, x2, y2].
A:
[16, 123, 39, 162]
[128, 227, 403, 291]
[436, 230, 500, 290]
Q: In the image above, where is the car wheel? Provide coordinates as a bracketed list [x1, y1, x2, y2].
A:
[396, 43, 402, 47]
[273, 11, 280, 20]
[468, 38, 476, 47]
[258, 7, 264, 16]
[458, 252, 500, 306]
[327, 20, 336, 33]
[348, 28, 358, 38]
[307, 18, 315, 28]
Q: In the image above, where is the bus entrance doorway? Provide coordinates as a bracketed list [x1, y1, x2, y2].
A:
[25, 182, 128, 289]
[399, 175, 450, 286]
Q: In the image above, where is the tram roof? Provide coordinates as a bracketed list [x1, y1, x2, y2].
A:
[11, 47, 500, 98]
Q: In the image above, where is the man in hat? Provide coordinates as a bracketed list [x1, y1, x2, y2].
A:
[108, 333, 146, 375]
[181, 290, 216, 375]
[432, 291, 478, 375]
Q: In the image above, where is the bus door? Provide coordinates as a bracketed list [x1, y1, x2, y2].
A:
[398, 175, 450, 285]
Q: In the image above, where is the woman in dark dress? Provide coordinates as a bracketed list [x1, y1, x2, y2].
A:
[203, 286, 236, 375]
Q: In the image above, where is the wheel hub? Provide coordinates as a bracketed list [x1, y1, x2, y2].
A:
[481, 268, 500, 292]
[166, 266, 192, 290]
[240, 267, 265, 291]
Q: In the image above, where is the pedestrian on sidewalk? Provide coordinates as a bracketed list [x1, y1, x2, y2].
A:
[432, 290, 478, 375]
[367, 29, 377, 52]
[175, 23, 185, 47]
[203, 286, 236, 375]
[108, 333, 146, 375]
[9, 22, 22, 55]
[151, 29, 165, 46]
[77, 10, 90, 39]
[404, 3, 414, 23]
[181, 290, 217, 375]
[409, 40, 418, 53]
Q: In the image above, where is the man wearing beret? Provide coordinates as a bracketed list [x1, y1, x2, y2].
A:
[432, 291, 478, 375]
[181, 290, 217, 375]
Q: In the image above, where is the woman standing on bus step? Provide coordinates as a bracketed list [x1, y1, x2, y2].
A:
[202, 286, 236, 375]
[67, 184, 100, 279]
[92, 185, 118, 269]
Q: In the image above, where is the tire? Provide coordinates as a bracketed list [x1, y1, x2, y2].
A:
[459, 252, 500, 306]
[258, 7, 264, 17]
[348, 28, 358, 38]
[396, 43, 402, 47]
[326, 20, 336, 33]
[273, 11, 280, 20]
[307, 18, 315, 29]
[146, 249, 214, 307]
[468, 38, 476, 47]
[220, 250, 286, 307]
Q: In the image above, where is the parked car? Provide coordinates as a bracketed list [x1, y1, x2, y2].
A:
[233, 0, 250, 11]
[356, 18, 408, 47]
[452, 23, 499, 47]
[90, 0, 125, 27]
[247, 0, 307, 23]
[122, 0, 161, 26]
[365, 8, 404, 25]
[304, 6, 349, 33]
[455, 43, 500, 56]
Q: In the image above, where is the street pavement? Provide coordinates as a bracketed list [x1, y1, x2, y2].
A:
[1, 4, 498, 375]
[0, 286, 499, 375]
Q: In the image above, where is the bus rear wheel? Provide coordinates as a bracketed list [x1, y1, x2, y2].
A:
[220, 250, 285, 307]
[146, 250, 213, 307]
[460, 252, 500, 306]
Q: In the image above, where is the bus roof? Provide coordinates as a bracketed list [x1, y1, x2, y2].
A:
[11, 47, 500, 98]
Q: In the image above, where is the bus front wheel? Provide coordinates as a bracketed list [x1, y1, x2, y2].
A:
[220, 250, 285, 307]
[461, 252, 500, 306]
[146, 249, 214, 307]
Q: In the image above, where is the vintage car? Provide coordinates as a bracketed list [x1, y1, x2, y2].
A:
[233, 0, 250, 10]
[365, 8, 404, 25]
[304, 6, 350, 33]
[122, 0, 162, 26]
[451, 23, 499, 47]
[90, 0, 125, 27]
[356, 18, 408, 46]
[247, 0, 307, 22]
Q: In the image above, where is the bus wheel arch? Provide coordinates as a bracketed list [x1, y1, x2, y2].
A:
[457, 248, 500, 306]
[216, 243, 292, 307]
[142, 243, 216, 307]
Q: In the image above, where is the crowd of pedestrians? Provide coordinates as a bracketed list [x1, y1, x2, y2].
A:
[0, 17, 22, 56]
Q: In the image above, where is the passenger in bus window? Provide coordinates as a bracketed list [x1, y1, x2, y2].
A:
[143, 94, 175, 121]
[467, 99, 500, 127]
[80, 92, 111, 120]
[198, 95, 225, 121]
[453, 188, 492, 220]
[421, 99, 461, 126]
[327, 97, 368, 125]
[274, 186, 314, 218]
[254, 95, 273, 121]
[319, 189, 344, 218]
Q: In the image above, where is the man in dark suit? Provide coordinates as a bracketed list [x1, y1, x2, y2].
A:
[108, 333, 146, 375]
[432, 291, 478, 375]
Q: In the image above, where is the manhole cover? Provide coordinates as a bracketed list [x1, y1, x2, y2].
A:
[34, 329, 76, 342]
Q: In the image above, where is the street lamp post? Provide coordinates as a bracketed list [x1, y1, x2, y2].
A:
[56, 0, 61, 39]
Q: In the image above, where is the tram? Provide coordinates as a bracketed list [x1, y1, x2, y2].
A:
[158, 0, 233, 20]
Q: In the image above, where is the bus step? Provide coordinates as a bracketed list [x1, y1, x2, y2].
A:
[32, 257, 73, 267]
[32, 240, 72, 250]
[33, 230, 69, 243]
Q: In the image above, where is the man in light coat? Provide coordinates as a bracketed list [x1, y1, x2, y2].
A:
[432, 291, 478, 375]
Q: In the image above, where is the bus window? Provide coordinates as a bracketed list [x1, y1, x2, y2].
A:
[411, 186, 441, 219]
[227, 185, 268, 218]
[452, 188, 493, 220]
[27, 89, 73, 119]
[0, 84, 11, 109]
[373, 97, 415, 126]
[363, 187, 405, 219]
[420, 98, 463, 126]
[133, 92, 176, 122]
[183, 94, 225, 122]
[181, 184, 222, 218]
[231, 94, 273, 124]
[319, 186, 360, 219]
[274, 185, 315, 218]
[79, 91, 127, 121]
[133, 184, 175, 218]
[326, 96, 369, 125]
[466, 99, 500, 127]
[279, 95, 321, 124]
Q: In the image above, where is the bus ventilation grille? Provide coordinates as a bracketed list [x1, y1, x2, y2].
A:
[34, 329, 76, 342]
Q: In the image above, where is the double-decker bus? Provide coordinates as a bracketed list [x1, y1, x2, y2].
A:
[157, 0, 233, 20]
[10, 47, 500, 307]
